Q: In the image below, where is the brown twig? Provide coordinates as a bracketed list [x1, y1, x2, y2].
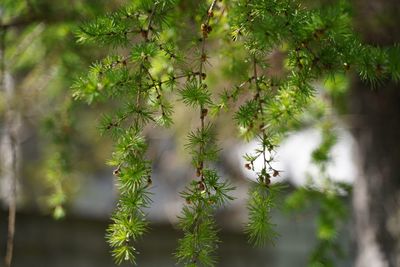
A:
[190, 1, 218, 264]
[252, 55, 271, 183]
[197, 0, 217, 182]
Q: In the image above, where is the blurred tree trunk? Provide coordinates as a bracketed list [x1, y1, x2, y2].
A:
[0, 29, 21, 267]
[350, 1, 400, 267]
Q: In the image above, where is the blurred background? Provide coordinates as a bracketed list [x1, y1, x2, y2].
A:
[1, 0, 399, 266]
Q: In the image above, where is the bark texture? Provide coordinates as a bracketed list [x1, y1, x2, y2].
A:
[351, 1, 400, 266]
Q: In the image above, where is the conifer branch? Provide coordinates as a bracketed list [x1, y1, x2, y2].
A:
[72, 0, 400, 265]
[175, 2, 235, 266]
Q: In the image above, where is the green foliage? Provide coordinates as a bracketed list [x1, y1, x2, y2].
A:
[72, 0, 400, 266]
[180, 80, 212, 108]
[245, 184, 280, 246]
[285, 186, 349, 267]
[73, 0, 185, 264]
[43, 151, 68, 219]
[42, 103, 75, 218]
[312, 123, 337, 164]
[285, 120, 350, 266]
[105, 127, 153, 264]
[176, 169, 234, 266]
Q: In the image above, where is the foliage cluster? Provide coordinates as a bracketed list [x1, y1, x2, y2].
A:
[71, 0, 399, 266]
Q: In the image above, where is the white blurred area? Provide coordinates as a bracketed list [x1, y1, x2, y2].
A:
[238, 127, 357, 188]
